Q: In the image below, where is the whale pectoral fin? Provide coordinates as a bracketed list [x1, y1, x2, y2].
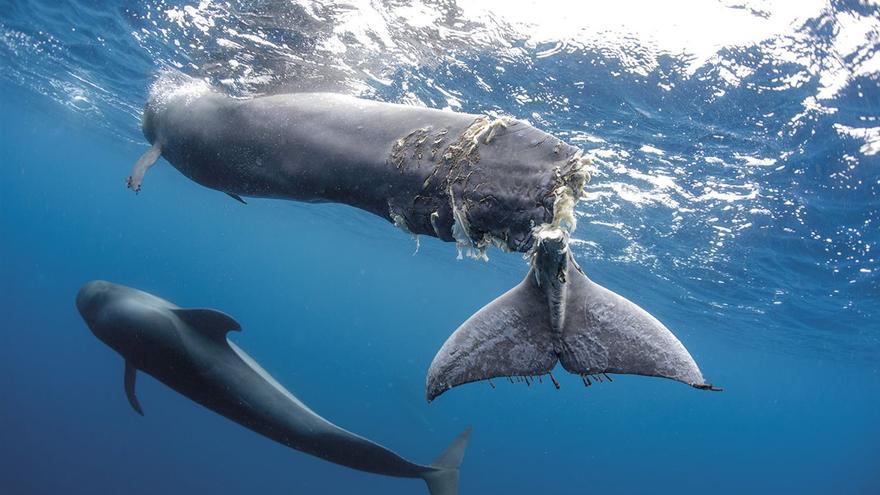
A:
[426, 272, 558, 402]
[126, 143, 162, 194]
[226, 192, 247, 204]
[124, 361, 144, 416]
[558, 264, 718, 390]
[171, 308, 242, 343]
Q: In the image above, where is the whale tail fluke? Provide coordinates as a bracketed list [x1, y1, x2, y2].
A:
[426, 257, 717, 402]
[425, 276, 559, 402]
[420, 427, 472, 495]
[555, 262, 716, 389]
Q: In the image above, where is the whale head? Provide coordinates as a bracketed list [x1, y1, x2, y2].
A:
[141, 73, 213, 146]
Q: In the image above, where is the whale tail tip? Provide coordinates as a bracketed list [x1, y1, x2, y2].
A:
[426, 249, 716, 402]
[420, 427, 472, 495]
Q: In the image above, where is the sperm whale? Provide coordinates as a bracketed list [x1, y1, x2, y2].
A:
[128, 80, 718, 400]
[76, 280, 471, 495]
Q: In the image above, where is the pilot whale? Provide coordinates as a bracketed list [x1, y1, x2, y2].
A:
[76, 280, 471, 495]
[129, 82, 588, 255]
[127, 79, 718, 401]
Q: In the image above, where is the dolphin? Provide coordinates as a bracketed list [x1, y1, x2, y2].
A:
[127, 78, 718, 401]
[75, 280, 471, 495]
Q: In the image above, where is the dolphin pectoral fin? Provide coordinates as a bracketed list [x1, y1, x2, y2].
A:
[126, 143, 162, 194]
[426, 272, 558, 402]
[558, 263, 718, 390]
[171, 308, 242, 343]
[226, 192, 247, 204]
[124, 361, 144, 416]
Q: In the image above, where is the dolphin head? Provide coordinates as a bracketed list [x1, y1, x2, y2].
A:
[76, 280, 180, 363]
[76, 280, 114, 327]
[77, 280, 137, 353]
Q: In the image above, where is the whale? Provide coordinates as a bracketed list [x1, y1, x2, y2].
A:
[127, 79, 718, 400]
[75, 280, 471, 495]
[129, 82, 588, 256]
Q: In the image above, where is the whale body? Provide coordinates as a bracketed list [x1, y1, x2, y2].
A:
[76, 280, 471, 495]
[128, 82, 718, 401]
[131, 86, 587, 255]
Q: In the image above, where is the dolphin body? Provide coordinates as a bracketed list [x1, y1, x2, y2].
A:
[128, 81, 719, 401]
[76, 280, 471, 495]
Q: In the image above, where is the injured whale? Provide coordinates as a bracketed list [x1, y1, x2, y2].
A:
[127, 78, 717, 401]
[129, 80, 588, 256]
[76, 280, 471, 495]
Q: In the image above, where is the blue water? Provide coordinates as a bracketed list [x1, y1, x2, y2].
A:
[2, 1, 879, 494]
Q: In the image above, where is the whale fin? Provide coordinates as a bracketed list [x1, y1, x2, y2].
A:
[126, 143, 161, 194]
[172, 309, 241, 342]
[427, 255, 716, 401]
[557, 261, 716, 389]
[226, 192, 247, 204]
[420, 427, 472, 495]
[124, 361, 144, 416]
[425, 275, 558, 402]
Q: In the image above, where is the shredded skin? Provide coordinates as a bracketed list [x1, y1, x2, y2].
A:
[387, 115, 593, 261]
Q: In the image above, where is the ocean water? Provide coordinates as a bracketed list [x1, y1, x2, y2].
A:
[1, 1, 879, 494]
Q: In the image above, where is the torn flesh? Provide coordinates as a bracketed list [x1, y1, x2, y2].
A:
[388, 203, 420, 255]
[425, 147, 720, 400]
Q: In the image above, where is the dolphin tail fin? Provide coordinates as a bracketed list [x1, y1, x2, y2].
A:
[420, 427, 472, 495]
[426, 257, 717, 401]
[126, 143, 162, 194]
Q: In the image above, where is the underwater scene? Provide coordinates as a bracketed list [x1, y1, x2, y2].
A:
[1, 1, 879, 494]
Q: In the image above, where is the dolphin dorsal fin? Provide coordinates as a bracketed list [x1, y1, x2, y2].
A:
[124, 361, 144, 416]
[171, 308, 242, 342]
